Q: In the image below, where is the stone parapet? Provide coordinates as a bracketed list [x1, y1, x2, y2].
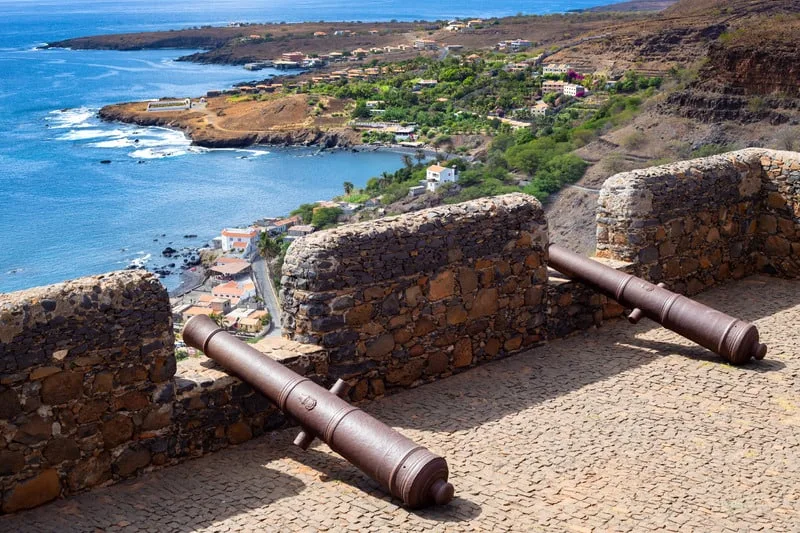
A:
[0, 271, 173, 512]
[596, 148, 800, 292]
[280, 193, 550, 399]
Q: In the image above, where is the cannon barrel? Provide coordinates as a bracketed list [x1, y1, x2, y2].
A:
[182, 315, 454, 508]
[547, 244, 767, 364]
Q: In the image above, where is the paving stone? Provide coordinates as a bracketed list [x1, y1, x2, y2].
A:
[2, 276, 799, 531]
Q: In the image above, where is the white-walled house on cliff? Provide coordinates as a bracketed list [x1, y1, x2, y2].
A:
[425, 164, 457, 192]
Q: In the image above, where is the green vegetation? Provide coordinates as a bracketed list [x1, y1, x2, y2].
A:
[290, 203, 315, 223]
[311, 206, 343, 229]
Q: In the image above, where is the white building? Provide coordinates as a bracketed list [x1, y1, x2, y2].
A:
[563, 83, 586, 97]
[543, 63, 572, 75]
[532, 101, 552, 117]
[425, 164, 457, 192]
[220, 227, 260, 258]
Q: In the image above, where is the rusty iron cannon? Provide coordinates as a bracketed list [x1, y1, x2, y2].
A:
[182, 315, 454, 508]
[547, 244, 767, 365]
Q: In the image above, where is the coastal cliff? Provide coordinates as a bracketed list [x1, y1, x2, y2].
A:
[98, 95, 359, 149]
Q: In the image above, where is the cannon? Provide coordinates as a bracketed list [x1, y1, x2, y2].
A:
[182, 315, 454, 508]
[547, 244, 767, 365]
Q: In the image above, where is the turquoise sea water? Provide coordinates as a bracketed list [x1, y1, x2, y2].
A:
[0, 0, 624, 293]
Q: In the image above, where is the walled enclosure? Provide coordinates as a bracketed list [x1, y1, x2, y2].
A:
[596, 148, 800, 293]
[280, 194, 550, 397]
[2, 149, 799, 513]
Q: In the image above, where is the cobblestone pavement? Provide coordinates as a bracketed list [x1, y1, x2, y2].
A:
[3, 276, 799, 532]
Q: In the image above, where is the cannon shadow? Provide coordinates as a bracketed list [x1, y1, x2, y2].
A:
[362, 275, 798, 434]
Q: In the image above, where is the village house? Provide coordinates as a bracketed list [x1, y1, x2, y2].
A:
[532, 101, 552, 117]
[466, 19, 484, 27]
[563, 83, 586, 97]
[146, 98, 191, 112]
[446, 23, 465, 31]
[196, 294, 232, 315]
[369, 29, 379, 35]
[352, 48, 369, 58]
[543, 63, 572, 75]
[542, 80, 566, 94]
[212, 280, 256, 305]
[425, 164, 457, 192]
[414, 39, 438, 50]
[288, 225, 315, 238]
[271, 215, 302, 235]
[220, 227, 259, 258]
[313, 31, 327, 37]
[209, 256, 252, 280]
[408, 185, 426, 197]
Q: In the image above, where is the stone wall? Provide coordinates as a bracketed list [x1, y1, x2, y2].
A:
[0, 271, 325, 513]
[280, 194, 550, 399]
[0, 271, 173, 513]
[596, 148, 800, 293]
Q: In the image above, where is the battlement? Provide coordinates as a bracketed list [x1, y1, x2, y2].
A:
[1, 149, 798, 513]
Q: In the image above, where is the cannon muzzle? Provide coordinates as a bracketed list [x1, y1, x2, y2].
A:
[547, 244, 767, 364]
[182, 315, 454, 508]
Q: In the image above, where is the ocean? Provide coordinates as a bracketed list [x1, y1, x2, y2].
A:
[0, 0, 624, 293]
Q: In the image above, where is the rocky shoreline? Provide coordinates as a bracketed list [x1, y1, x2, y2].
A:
[97, 105, 357, 149]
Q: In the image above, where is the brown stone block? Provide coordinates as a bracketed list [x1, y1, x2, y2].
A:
[557, 292, 572, 308]
[767, 192, 787, 210]
[524, 287, 543, 307]
[114, 447, 151, 477]
[426, 352, 449, 375]
[516, 231, 533, 247]
[113, 391, 149, 412]
[428, 270, 456, 301]
[0, 450, 26, 475]
[44, 437, 81, 465]
[447, 247, 463, 263]
[408, 344, 425, 357]
[603, 301, 625, 319]
[765, 235, 791, 256]
[363, 286, 385, 301]
[366, 334, 395, 359]
[388, 314, 410, 329]
[117, 365, 147, 386]
[386, 359, 424, 386]
[758, 214, 778, 234]
[41, 370, 84, 405]
[500, 279, 518, 294]
[369, 379, 385, 397]
[446, 305, 468, 325]
[393, 328, 413, 345]
[405, 285, 423, 307]
[413, 317, 436, 337]
[351, 379, 369, 402]
[469, 288, 499, 319]
[495, 260, 511, 276]
[142, 405, 173, 431]
[458, 267, 478, 294]
[226, 422, 253, 445]
[453, 339, 473, 368]
[150, 355, 176, 383]
[777, 217, 796, 236]
[92, 372, 114, 394]
[77, 399, 108, 424]
[345, 303, 373, 326]
[2, 469, 61, 513]
[361, 321, 386, 336]
[504, 337, 523, 352]
[478, 268, 494, 288]
[474, 258, 492, 269]
[0, 389, 21, 420]
[29, 366, 61, 381]
[14, 415, 52, 445]
[524, 253, 541, 268]
[102, 414, 133, 449]
[485, 338, 501, 357]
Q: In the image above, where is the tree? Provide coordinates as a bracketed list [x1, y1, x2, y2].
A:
[311, 207, 343, 229]
[414, 149, 426, 164]
[351, 101, 371, 119]
[208, 312, 227, 329]
[257, 232, 282, 259]
[290, 203, 316, 223]
[343, 181, 354, 195]
[401, 154, 413, 169]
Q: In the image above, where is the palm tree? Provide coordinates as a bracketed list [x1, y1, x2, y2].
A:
[257, 232, 282, 260]
[414, 149, 426, 164]
[401, 154, 413, 169]
[208, 312, 227, 329]
[343, 181, 354, 195]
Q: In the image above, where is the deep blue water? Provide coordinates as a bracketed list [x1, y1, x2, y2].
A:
[0, 0, 624, 293]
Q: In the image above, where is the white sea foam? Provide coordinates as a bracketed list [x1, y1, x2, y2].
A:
[58, 128, 126, 141]
[129, 148, 189, 159]
[47, 107, 95, 129]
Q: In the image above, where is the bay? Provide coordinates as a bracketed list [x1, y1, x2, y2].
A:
[0, 0, 625, 292]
